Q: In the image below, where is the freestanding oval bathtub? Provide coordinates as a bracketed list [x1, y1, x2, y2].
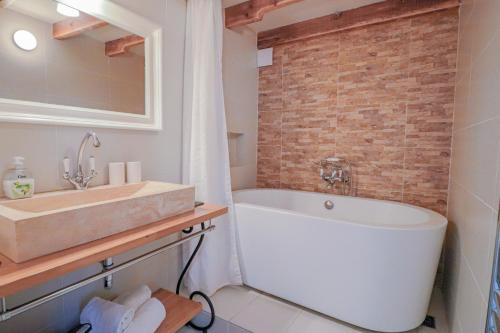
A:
[233, 189, 447, 333]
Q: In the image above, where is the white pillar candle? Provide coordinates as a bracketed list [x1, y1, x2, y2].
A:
[108, 162, 125, 185]
[126, 161, 142, 183]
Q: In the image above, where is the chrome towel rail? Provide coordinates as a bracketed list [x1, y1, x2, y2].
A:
[0, 225, 215, 322]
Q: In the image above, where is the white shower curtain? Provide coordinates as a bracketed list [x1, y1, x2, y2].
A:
[181, 0, 242, 295]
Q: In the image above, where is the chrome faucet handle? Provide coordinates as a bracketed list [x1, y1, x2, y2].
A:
[83, 166, 98, 182]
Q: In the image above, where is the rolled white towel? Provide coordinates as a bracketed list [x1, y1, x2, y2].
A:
[80, 297, 134, 333]
[113, 285, 152, 312]
[123, 298, 166, 333]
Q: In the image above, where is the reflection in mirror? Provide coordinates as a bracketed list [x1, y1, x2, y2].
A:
[0, 0, 146, 115]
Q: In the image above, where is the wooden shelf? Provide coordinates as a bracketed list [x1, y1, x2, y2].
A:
[153, 289, 202, 333]
[0, 204, 227, 297]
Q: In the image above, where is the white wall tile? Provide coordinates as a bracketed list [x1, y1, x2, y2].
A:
[448, 182, 497, 298]
[443, 228, 462, 328]
[455, 256, 486, 333]
[450, 118, 500, 210]
[45, 35, 109, 77]
[0, 123, 59, 194]
[223, 27, 258, 190]
[451, 75, 470, 132]
[468, 0, 500, 61]
[445, 0, 500, 330]
[450, 316, 463, 333]
[466, 32, 500, 125]
[0, 49, 47, 103]
[459, 0, 474, 25]
[108, 52, 145, 83]
[46, 62, 109, 110]
[454, 7, 474, 84]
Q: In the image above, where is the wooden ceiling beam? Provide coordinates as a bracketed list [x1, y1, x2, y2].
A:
[53, 12, 108, 40]
[257, 0, 460, 49]
[225, 0, 303, 29]
[0, 0, 16, 8]
[105, 34, 144, 57]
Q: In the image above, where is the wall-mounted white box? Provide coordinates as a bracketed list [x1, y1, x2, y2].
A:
[258, 48, 273, 67]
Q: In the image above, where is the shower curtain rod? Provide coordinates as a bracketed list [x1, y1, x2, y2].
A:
[0, 223, 215, 322]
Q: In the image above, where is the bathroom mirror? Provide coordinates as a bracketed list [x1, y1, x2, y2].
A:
[0, 0, 162, 130]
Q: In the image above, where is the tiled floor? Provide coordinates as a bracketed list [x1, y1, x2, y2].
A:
[179, 285, 449, 333]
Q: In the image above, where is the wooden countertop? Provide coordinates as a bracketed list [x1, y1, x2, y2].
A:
[0, 204, 227, 297]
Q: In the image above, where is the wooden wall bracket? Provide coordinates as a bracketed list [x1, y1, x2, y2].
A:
[225, 0, 304, 29]
[105, 34, 145, 57]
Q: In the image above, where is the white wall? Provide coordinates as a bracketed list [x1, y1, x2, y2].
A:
[444, 0, 500, 331]
[223, 26, 258, 190]
[0, 0, 186, 331]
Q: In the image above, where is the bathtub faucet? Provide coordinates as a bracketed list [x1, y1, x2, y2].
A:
[318, 157, 352, 194]
[323, 168, 345, 184]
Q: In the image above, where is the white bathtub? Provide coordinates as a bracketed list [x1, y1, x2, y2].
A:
[233, 189, 447, 333]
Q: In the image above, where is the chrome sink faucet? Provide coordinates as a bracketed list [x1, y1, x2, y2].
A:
[63, 131, 101, 190]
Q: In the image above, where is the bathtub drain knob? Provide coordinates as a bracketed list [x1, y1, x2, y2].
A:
[324, 200, 334, 210]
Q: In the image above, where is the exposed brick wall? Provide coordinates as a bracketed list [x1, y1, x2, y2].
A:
[256, 9, 459, 215]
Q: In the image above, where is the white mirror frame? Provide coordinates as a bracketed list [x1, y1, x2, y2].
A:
[0, 0, 162, 130]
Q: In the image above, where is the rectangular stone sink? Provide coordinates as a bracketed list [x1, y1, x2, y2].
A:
[0, 181, 194, 263]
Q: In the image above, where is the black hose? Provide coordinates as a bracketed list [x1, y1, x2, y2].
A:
[176, 217, 216, 332]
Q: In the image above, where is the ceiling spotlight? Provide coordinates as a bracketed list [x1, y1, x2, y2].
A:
[56, 3, 80, 17]
[12, 30, 37, 51]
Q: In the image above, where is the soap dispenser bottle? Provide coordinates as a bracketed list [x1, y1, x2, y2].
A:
[3, 156, 35, 199]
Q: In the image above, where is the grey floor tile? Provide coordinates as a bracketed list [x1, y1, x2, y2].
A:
[177, 312, 234, 333]
[178, 327, 198, 333]
[228, 323, 252, 333]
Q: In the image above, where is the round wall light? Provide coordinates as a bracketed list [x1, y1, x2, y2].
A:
[56, 3, 80, 17]
[12, 30, 38, 51]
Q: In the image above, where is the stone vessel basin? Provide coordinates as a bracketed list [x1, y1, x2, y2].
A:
[0, 181, 195, 263]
